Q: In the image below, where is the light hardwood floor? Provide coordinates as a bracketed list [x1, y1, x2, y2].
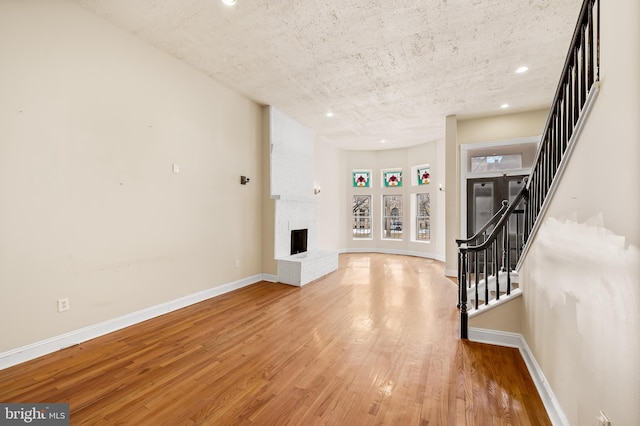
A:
[0, 253, 550, 425]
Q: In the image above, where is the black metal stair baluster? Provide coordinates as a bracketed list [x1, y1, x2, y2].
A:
[580, 24, 587, 107]
[538, 166, 543, 217]
[587, 2, 596, 88]
[501, 221, 507, 272]
[567, 78, 573, 148]
[546, 136, 549, 194]
[494, 238, 500, 301]
[468, 249, 472, 306]
[484, 246, 489, 305]
[524, 188, 530, 245]
[457, 250, 462, 308]
[474, 251, 479, 309]
[506, 220, 511, 295]
[573, 51, 580, 126]
[595, 0, 600, 82]
[515, 210, 521, 262]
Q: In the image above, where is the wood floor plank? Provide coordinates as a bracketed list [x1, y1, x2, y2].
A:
[0, 253, 550, 425]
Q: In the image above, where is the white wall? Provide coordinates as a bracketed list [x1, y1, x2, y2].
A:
[314, 140, 342, 251]
[520, 0, 640, 424]
[261, 108, 277, 275]
[0, 0, 263, 352]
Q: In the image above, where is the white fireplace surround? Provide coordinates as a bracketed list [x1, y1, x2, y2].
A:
[274, 199, 317, 259]
[269, 106, 338, 286]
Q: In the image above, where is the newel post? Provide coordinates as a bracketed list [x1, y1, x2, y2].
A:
[459, 249, 469, 339]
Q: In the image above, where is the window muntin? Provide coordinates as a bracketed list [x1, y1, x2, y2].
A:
[416, 193, 430, 242]
[352, 195, 372, 239]
[382, 195, 403, 240]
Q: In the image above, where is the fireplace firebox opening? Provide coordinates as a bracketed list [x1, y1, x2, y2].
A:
[290, 229, 308, 255]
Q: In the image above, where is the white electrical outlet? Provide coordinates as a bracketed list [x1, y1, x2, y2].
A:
[234, 260, 240, 269]
[598, 411, 611, 426]
[57, 298, 70, 312]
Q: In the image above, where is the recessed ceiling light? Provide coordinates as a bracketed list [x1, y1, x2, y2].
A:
[500, 104, 509, 109]
[326, 111, 334, 118]
[516, 66, 529, 73]
[221, 0, 236, 6]
[380, 139, 386, 144]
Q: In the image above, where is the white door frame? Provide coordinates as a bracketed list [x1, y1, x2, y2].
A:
[459, 136, 540, 239]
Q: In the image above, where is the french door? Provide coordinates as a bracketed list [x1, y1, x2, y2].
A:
[467, 175, 525, 235]
[466, 175, 526, 270]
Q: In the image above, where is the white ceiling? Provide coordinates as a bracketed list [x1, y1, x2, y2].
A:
[70, 0, 582, 150]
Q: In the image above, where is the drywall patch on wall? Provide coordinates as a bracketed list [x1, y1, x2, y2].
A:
[525, 215, 640, 423]
[530, 215, 637, 321]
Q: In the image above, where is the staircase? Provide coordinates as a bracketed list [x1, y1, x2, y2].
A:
[456, 186, 527, 337]
[456, 0, 600, 338]
[467, 270, 519, 308]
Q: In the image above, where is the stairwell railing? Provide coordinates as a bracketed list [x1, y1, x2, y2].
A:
[524, 0, 600, 247]
[456, 184, 528, 339]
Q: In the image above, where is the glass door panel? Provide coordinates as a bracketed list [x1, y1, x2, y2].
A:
[472, 182, 494, 235]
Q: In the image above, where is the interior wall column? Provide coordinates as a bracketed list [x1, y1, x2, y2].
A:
[444, 115, 459, 276]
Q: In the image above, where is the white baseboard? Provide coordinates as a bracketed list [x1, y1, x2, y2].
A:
[343, 248, 445, 262]
[262, 273, 278, 282]
[0, 274, 269, 371]
[468, 328, 569, 426]
[444, 268, 457, 277]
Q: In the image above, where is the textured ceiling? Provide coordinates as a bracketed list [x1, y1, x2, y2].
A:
[70, 0, 583, 150]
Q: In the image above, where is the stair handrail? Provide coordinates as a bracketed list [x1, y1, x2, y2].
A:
[524, 0, 599, 253]
[455, 199, 509, 309]
[530, 0, 599, 174]
[455, 202, 509, 246]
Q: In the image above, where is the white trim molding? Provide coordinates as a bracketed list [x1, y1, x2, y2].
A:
[468, 328, 569, 426]
[468, 288, 522, 318]
[344, 248, 445, 262]
[459, 136, 540, 241]
[0, 274, 269, 371]
[444, 268, 457, 277]
[262, 273, 278, 282]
